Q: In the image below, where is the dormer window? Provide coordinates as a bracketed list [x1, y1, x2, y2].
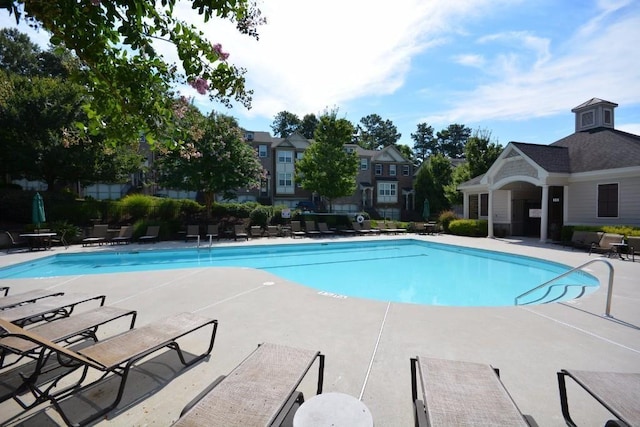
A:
[581, 111, 594, 127]
[604, 109, 612, 125]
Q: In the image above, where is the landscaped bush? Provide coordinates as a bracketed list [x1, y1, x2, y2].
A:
[438, 210, 458, 233]
[120, 194, 154, 221]
[156, 198, 181, 221]
[448, 219, 488, 237]
[179, 199, 204, 221]
[249, 205, 272, 228]
[269, 205, 289, 225]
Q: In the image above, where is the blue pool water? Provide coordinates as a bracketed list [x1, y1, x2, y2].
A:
[0, 239, 599, 306]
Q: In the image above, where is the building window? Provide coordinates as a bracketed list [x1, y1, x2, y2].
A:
[258, 145, 268, 158]
[597, 183, 618, 217]
[377, 182, 397, 203]
[277, 173, 294, 194]
[480, 193, 488, 217]
[296, 152, 304, 162]
[389, 164, 397, 176]
[375, 164, 383, 176]
[402, 165, 410, 176]
[277, 150, 293, 163]
[581, 111, 594, 127]
[345, 147, 354, 154]
[360, 158, 368, 170]
[604, 109, 612, 125]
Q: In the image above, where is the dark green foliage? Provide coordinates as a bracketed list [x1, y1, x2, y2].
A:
[448, 219, 488, 237]
[249, 205, 271, 228]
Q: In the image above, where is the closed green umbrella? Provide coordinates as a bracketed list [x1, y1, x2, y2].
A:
[422, 199, 430, 221]
[32, 192, 46, 229]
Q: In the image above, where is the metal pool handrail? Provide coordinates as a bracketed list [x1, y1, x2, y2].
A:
[514, 259, 615, 316]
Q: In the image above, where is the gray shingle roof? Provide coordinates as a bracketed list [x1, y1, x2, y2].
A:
[511, 142, 571, 173]
[550, 128, 640, 172]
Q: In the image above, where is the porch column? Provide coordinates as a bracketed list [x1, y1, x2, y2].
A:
[563, 185, 569, 225]
[540, 184, 549, 243]
[487, 189, 494, 238]
[463, 192, 469, 219]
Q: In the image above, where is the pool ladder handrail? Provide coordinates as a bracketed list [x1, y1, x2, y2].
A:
[519, 283, 589, 306]
[514, 259, 615, 316]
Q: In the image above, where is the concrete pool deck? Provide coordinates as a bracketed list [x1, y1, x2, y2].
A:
[0, 234, 638, 426]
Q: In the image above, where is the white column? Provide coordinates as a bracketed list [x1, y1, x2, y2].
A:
[540, 184, 549, 243]
[563, 185, 569, 224]
[463, 192, 469, 219]
[487, 189, 494, 238]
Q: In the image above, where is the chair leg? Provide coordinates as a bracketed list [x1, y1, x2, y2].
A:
[557, 371, 578, 427]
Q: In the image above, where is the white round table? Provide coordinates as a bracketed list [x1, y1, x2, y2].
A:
[293, 392, 373, 427]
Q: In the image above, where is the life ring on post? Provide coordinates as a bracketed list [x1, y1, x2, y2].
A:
[356, 215, 365, 224]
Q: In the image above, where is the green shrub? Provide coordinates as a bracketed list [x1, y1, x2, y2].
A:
[269, 205, 289, 225]
[156, 198, 181, 221]
[438, 210, 458, 233]
[120, 194, 154, 221]
[448, 219, 488, 237]
[249, 205, 272, 228]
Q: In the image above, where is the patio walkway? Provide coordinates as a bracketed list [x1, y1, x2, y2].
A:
[0, 234, 638, 426]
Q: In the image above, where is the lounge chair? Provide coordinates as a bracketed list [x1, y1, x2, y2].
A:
[234, 224, 248, 241]
[410, 356, 534, 426]
[628, 236, 640, 262]
[49, 229, 69, 248]
[557, 369, 640, 427]
[139, 225, 160, 243]
[4, 231, 28, 253]
[0, 289, 64, 310]
[206, 224, 219, 246]
[317, 222, 335, 236]
[0, 292, 106, 327]
[267, 225, 279, 238]
[290, 221, 306, 238]
[250, 225, 263, 238]
[362, 220, 380, 235]
[185, 224, 201, 246]
[304, 221, 322, 237]
[589, 233, 624, 257]
[0, 305, 136, 370]
[172, 342, 324, 427]
[110, 225, 133, 245]
[568, 230, 604, 250]
[0, 312, 217, 426]
[81, 224, 108, 246]
[351, 221, 371, 235]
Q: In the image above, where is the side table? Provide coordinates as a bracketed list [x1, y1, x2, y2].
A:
[293, 392, 373, 427]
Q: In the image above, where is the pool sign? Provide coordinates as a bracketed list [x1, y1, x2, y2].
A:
[281, 208, 291, 219]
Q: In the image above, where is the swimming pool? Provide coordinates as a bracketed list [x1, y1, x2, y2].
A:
[0, 239, 599, 306]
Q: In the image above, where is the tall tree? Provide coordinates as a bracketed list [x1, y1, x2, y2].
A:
[295, 110, 358, 212]
[396, 144, 416, 166]
[1, 0, 266, 148]
[356, 114, 401, 150]
[411, 122, 436, 163]
[465, 129, 503, 178]
[156, 110, 264, 217]
[436, 124, 471, 158]
[299, 113, 319, 139]
[270, 110, 301, 137]
[414, 154, 452, 218]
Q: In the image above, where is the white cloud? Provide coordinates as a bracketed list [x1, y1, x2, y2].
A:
[453, 54, 485, 68]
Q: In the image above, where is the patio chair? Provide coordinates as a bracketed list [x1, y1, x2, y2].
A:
[557, 369, 640, 427]
[172, 342, 324, 427]
[81, 224, 108, 246]
[304, 221, 322, 237]
[110, 225, 133, 245]
[4, 231, 28, 253]
[290, 221, 306, 238]
[627, 236, 640, 262]
[185, 224, 201, 246]
[588, 233, 624, 257]
[0, 289, 64, 310]
[206, 224, 220, 246]
[0, 312, 217, 426]
[49, 229, 69, 248]
[569, 230, 603, 250]
[267, 225, 279, 238]
[250, 225, 263, 239]
[362, 220, 380, 235]
[410, 356, 535, 426]
[234, 224, 248, 241]
[351, 221, 372, 235]
[0, 305, 136, 370]
[139, 225, 160, 243]
[0, 292, 106, 327]
[317, 222, 335, 236]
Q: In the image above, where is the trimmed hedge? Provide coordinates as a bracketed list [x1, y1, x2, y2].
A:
[448, 219, 488, 237]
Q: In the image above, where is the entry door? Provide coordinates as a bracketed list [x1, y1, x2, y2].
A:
[548, 186, 564, 241]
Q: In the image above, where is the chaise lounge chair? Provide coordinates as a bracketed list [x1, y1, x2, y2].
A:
[588, 233, 624, 257]
[185, 224, 201, 246]
[110, 225, 133, 245]
[289, 221, 306, 238]
[628, 236, 640, 262]
[0, 312, 217, 426]
[0, 293, 106, 327]
[139, 225, 160, 243]
[81, 224, 108, 246]
[234, 224, 248, 241]
[410, 356, 535, 426]
[4, 231, 28, 253]
[317, 222, 335, 236]
[0, 289, 64, 310]
[557, 369, 640, 427]
[304, 221, 322, 237]
[172, 342, 324, 427]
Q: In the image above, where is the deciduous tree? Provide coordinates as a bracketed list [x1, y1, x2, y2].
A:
[299, 113, 319, 139]
[414, 154, 452, 218]
[270, 110, 301, 137]
[295, 110, 358, 211]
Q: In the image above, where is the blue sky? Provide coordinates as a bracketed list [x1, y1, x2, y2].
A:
[2, 0, 639, 148]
